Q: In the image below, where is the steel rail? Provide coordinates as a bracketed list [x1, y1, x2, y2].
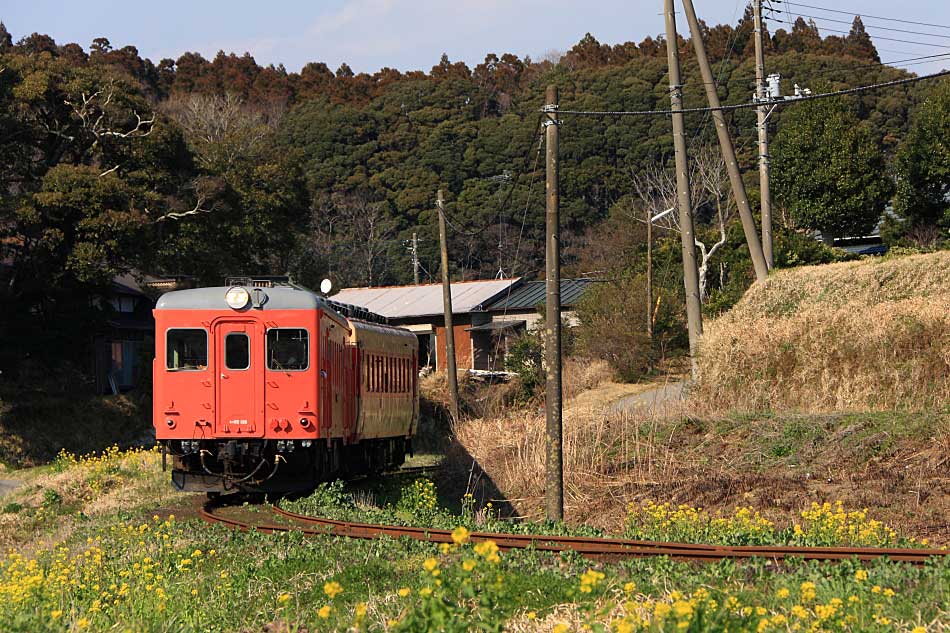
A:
[199, 500, 948, 565]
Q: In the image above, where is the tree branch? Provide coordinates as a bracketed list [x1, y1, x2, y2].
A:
[153, 197, 213, 222]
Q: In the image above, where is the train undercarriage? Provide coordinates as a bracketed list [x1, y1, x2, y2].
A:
[164, 437, 410, 494]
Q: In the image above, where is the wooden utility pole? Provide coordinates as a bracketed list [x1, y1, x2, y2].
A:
[646, 206, 653, 340]
[543, 84, 563, 521]
[411, 232, 420, 284]
[436, 190, 460, 422]
[681, 0, 770, 283]
[753, 0, 774, 269]
[663, 0, 703, 379]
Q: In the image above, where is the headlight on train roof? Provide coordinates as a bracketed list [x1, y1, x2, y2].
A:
[225, 286, 250, 310]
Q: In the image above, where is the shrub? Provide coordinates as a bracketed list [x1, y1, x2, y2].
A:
[575, 274, 686, 382]
[503, 331, 544, 401]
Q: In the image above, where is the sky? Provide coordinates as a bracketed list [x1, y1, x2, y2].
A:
[4, 0, 950, 75]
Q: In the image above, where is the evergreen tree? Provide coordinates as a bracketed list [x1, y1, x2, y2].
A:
[846, 16, 879, 61]
[773, 98, 893, 242]
[894, 81, 950, 231]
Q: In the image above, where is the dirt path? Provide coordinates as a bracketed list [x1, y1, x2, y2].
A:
[611, 380, 686, 413]
[0, 479, 20, 498]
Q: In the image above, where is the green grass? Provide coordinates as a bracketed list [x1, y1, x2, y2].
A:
[1, 448, 948, 632]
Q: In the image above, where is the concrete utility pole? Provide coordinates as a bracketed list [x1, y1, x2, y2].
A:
[753, 0, 774, 269]
[411, 232, 420, 284]
[543, 84, 564, 522]
[681, 0, 770, 283]
[436, 190, 461, 423]
[663, 0, 704, 379]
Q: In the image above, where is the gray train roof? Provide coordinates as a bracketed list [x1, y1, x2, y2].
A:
[156, 286, 334, 311]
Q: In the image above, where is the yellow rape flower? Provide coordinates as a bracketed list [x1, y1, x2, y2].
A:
[277, 593, 291, 604]
[552, 624, 569, 633]
[451, 526, 471, 544]
[324, 581, 343, 599]
[854, 569, 868, 582]
[420, 587, 433, 597]
[398, 587, 411, 597]
[318, 605, 331, 619]
[50, 610, 63, 620]
[423, 558, 438, 572]
[462, 559, 476, 572]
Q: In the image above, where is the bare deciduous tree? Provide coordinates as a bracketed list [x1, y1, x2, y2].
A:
[629, 146, 734, 300]
[64, 81, 154, 150]
[310, 192, 397, 287]
[693, 145, 735, 300]
[163, 93, 283, 170]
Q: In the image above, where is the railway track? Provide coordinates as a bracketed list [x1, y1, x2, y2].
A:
[199, 498, 949, 565]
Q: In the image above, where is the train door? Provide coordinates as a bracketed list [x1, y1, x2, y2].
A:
[214, 320, 261, 436]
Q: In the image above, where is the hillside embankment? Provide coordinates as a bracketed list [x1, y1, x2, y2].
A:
[450, 253, 950, 541]
[694, 251, 950, 412]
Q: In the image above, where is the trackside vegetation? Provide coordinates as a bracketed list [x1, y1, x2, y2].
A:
[1, 447, 948, 632]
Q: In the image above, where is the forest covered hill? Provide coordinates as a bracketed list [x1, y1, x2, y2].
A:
[0, 12, 946, 377]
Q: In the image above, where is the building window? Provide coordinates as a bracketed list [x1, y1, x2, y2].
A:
[267, 328, 309, 371]
[109, 296, 136, 313]
[166, 329, 207, 371]
[225, 333, 250, 370]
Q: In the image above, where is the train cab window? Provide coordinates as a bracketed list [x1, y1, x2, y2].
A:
[166, 329, 207, 371]
[225, 333, 250, 370]
[267, 329, 309, 371]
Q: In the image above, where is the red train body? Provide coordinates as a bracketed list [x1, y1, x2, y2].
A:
[152, 282, 418, 493]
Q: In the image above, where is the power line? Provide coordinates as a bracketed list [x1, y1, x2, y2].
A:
[553, 69, 950, 117]
[765, 17, 950, 49]
[439, 114, 543, 238]
[771, 1, 950, 31]
[766, 10, 950, 41]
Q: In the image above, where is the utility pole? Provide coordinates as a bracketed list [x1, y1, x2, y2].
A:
[436, 190, 460, 423]
[411, 232, 420, 284]
[646, 206, 653, 340]
[663, 0, 703, 379]
[753, 0, 774, 269]
[543, 84, 563, 522]
[681, 0, 770, 283]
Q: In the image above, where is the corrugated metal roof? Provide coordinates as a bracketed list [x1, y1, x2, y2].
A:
[485, 279, 598, 311]
[330, 278, 520, 319]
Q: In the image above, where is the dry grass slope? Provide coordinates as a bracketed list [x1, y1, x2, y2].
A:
[694, 251, 950, 412]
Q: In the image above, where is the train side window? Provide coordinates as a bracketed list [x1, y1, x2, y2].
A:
[225, 333, 250, 370]
[267, 328, 309, 371]
[166, 329, 207, 371]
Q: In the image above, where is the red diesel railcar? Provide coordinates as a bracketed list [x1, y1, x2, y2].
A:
[153, 281, 418, 494]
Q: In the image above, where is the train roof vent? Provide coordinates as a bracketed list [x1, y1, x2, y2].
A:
[225, 275, 295, 288]
[326, 299, 389, 325]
